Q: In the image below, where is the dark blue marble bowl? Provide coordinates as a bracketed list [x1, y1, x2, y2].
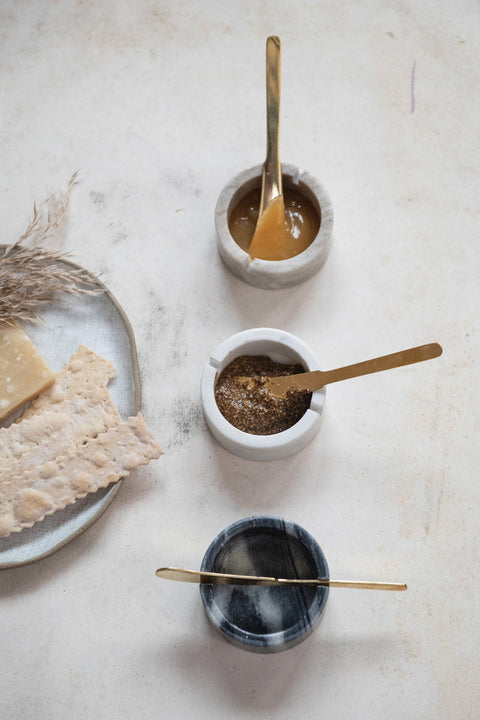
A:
[200, 516, 329, 653]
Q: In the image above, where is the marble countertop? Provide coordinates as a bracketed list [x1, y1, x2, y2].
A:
[1, 2, 479, 718]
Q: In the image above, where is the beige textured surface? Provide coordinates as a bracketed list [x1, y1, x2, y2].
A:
[0, 2, 479, 720]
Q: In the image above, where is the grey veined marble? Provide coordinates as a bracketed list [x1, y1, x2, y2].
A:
[200, 516, 329, 653]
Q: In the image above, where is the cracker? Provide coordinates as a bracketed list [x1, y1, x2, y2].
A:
[0, 346, 162, 538]
[0, 413, 162, 536]
[0, 346, 120, 466]
[14, 344, 117, 421]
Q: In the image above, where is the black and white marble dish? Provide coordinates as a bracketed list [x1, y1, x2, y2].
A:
[200, 516, 329, 653]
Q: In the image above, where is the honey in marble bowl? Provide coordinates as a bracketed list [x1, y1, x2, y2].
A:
[215, 163, 333, 289]
[200, 516, 329, 653]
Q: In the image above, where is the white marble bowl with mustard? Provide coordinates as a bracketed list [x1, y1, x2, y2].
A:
[201, 327, 325, 462]
[214, 163, 333, 290]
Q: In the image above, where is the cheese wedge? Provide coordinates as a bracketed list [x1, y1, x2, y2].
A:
[0, 323, 55, 423]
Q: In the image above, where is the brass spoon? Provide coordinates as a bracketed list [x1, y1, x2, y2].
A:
[247, 36, 289, 261]
[264, 342, 442, 397]
[156, 567, 407, 591]
[259, 35, 283, 217]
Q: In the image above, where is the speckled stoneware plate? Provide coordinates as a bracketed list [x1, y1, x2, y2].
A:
[0, 256, 141, 569]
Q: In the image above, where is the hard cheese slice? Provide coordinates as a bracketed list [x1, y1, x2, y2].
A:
[0, 323, 55, 423]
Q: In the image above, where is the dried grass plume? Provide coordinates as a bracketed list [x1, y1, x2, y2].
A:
[0, 174, 102, 324]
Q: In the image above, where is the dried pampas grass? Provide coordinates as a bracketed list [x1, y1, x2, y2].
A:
[0, 174, 102, 324]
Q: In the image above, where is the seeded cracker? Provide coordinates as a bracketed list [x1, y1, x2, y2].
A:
[0, 346, 162, 538]
[0, 414, 161, 536]
[0, 346, 120, 471]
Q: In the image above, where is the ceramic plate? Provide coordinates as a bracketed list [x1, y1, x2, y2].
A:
[0, 257, 141, 569]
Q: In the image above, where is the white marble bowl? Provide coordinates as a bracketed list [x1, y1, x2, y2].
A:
[201, 328, 325, 462]
[214, 163, 333, 289]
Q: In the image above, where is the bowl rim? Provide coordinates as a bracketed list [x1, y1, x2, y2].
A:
[200, 515, 330, 651]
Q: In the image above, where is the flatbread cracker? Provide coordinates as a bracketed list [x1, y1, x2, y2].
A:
[0, 413, 162, 536]
[0, 346, 120, 465]
[0, 345, 162, 538]
[8, 344, 117, 423]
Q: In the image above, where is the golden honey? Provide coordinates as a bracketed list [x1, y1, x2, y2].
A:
[228, 187, 320, 261]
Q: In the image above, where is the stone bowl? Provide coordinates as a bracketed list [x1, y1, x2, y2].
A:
[215, 163, 333, 289]
[201, 327, 325, 462]
[200, 516, 330, 653]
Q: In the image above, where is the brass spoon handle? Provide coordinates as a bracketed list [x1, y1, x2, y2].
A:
[155, 567, 407, 591]
[267, 342, 443, 396]
[260, 35, 282, 215]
